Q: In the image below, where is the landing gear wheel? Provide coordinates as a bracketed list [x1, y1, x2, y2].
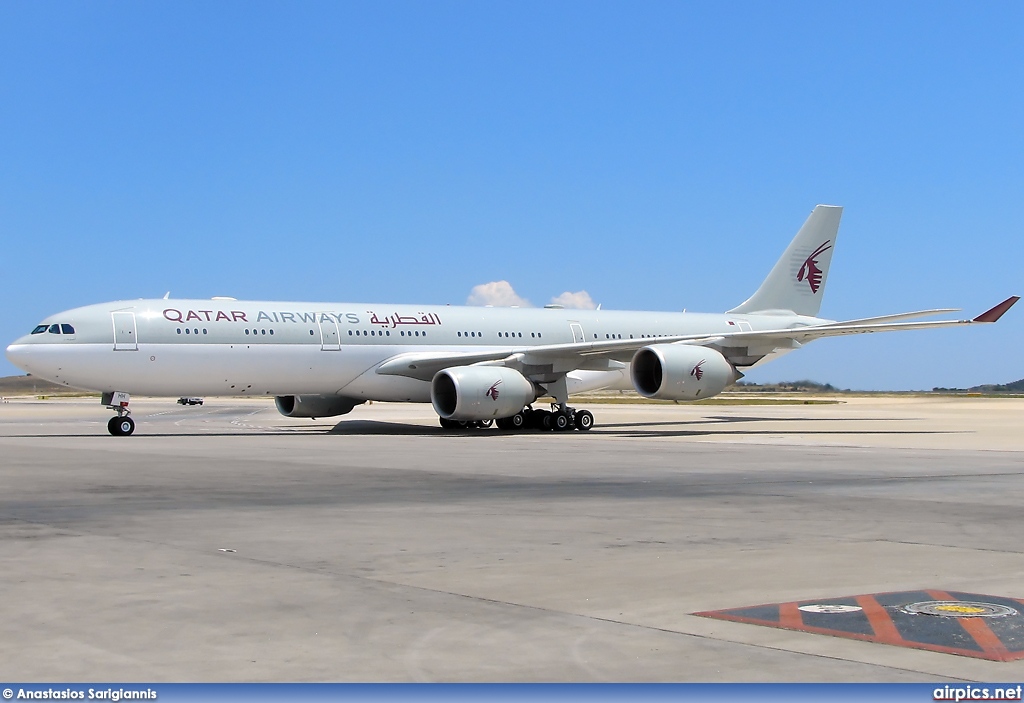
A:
[541, 413, 553, 431]
[510, 412, 526, 430]
[553, 412, 570, 431]
[439, 417, 458, 429]
[108, 416, 135, 436]
[478, 419, 493, 429]
[574, 409, 594, 431]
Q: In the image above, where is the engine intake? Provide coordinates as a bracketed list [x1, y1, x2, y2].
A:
[275, 395, 363, 419]
[431, 366, 538, 421]
[631, 345, 736, 400]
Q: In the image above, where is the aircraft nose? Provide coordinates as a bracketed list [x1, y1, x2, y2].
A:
[6, 342, 33, 372]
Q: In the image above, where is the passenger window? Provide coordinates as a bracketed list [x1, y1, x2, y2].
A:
[61, 324, 75, 335]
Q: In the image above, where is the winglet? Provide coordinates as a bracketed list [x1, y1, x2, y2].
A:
[973, 296, 1020, 323]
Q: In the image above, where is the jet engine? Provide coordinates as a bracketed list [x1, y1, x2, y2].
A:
[431, 366, 538, 421]
[274, 395, 364, 419]
[630, 345, 736, 401]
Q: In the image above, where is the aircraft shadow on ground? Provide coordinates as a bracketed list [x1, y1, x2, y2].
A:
[3, 413, 962, 440]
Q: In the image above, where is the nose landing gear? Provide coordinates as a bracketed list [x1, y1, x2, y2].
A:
[102, 391, 135, 436]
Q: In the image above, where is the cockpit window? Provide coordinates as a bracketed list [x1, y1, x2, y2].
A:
[31, 325, 48, 334]
[48, 324, 61, 334]
[61, 324, 75, 335]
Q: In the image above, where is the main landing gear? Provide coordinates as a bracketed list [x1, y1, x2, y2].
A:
[438, 405, 595, 432]
[497, 405, 594, 432]
[439, 418, 493, 430]
[102, 391, 135, 436]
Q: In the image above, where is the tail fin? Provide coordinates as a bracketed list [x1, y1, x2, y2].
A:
[728, 205, 843, 317]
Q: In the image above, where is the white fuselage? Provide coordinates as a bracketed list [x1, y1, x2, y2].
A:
[5, 299, 813, 401]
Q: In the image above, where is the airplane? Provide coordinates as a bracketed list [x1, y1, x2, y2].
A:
[5, 205, 1018, 436]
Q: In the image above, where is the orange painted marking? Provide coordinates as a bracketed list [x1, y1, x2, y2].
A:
[779, 601, 803, 630]
[855, 594, 905, 643]
[928, 590, 1011, 660]
[695, 590, 1024, 661]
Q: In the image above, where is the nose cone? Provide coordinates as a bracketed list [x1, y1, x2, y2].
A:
[6, 340, 33, 373]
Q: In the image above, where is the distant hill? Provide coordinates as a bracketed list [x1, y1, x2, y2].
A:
[0, 375, 93, 396]
[933, 378, 1024, 393]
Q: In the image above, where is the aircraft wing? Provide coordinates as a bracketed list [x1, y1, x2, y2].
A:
[375, 297, 1018, 381]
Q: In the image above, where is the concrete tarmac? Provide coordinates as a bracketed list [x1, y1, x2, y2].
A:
[1, 396, 1023, 682]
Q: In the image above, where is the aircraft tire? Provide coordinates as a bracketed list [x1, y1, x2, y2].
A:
[553, 412, 570, 431]
[575, 410, 594, 431]
[478, 419, 493, 429]
[541, 412, 553, 431]
[439, 417, 458, 429]
[510, 412, 526, 430]
[109, 416, 135, 436]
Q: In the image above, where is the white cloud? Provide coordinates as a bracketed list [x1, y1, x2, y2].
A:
[549, 290, 597, 309]
[466, 281, 532, 307]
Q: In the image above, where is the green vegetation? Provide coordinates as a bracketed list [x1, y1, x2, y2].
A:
[734, 380, 843, 393]
[933, 378, 1024, 393]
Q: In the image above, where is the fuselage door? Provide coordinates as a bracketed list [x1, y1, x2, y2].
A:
[569, 322, 585, 343]
[319, 317, 341, 351]
[112, 312, 138, 351]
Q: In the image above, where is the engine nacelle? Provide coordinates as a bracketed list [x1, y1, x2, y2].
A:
[431, 366, 538, 421]
[275, 395, 363, 419]
[631, 345, 736, 401]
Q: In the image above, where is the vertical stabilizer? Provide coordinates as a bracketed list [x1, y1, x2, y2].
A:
[728, 205, 843, 317]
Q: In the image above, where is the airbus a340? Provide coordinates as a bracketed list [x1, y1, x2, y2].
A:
[6, 205, 1017, 435]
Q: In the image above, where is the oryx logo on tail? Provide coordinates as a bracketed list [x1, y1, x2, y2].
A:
[797, 241, 832, 294]
[691, 359, 706, 381]
[485, 380, 502, 401]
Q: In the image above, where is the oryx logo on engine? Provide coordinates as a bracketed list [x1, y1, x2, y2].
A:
[485, 380, 502, 401]
[797, 240, 832, 294]
[691, 359, 706, 381]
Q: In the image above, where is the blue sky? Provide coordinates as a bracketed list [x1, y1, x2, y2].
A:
[1, 2, 1020, 390]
